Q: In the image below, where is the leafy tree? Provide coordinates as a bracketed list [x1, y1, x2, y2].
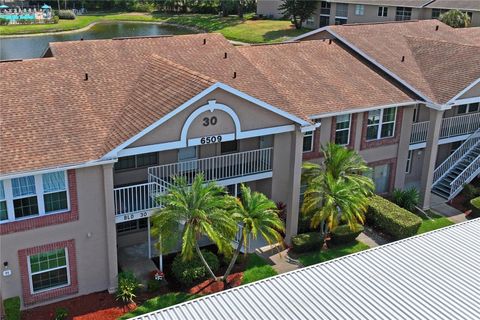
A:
[440, 9, 471, 28]
[279, 0, 318, 29]
[222, 184, 284, 284]
[302, 143, 374, 242]
[151, 174, 236, 281]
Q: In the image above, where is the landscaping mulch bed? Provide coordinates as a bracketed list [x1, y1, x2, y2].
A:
[188, 272, 243, 295]
[21, 291, 159, 320]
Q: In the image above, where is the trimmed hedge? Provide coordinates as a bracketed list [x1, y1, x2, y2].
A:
[57, 10, 76, 20]
[3, 296, 20, 320]
[366, 195, 421, 240]
[291, 232, 323, 253]
[330, 224, 364, 245]
[171, 250, 219, 286]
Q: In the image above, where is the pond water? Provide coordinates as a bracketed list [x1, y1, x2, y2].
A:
[0, 21, 194, 60]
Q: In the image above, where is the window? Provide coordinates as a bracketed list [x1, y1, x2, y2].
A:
[306, 15, 315, 25]
[335, 3, 348, 24]
[396, 7, 412, 21]
[406, 150, 413, 174]
[221, 140, 238, 154]
[320, 15, 330, 27]
[457, 103, 479, 115]
[366, 108, 397, 141]
[303, 131, 314, 153]
[355, 5, 364, 16]
[29, 248, 69, 293]
[12, 176, 38, 219]
[378, 6, 388, 17]
[0, 181, 7, 221]
[320, 1, 331, 15]
[117, 218, 148, 234]
[367, 164, 391, 193]
[412, 105, 419, 123]
[0, 171, 70, 224]
[43, 172, 68, 213]
[431, 8, 448, 19]
[335, 114, 352, 145]
[115, 153, 158, 171]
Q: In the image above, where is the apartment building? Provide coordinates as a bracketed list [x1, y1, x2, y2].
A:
[1, 21, 479, 309]
[257, 0, 480, 27]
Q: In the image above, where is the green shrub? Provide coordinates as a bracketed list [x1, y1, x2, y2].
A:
[57, 10, 76, 20]
[330, 224, 364, 245]
[116, 272, 139, 304]
[241, 255, 277, 284]
[0, 18, 9, 26]
[291, 232, 323, 253]
[54, 307, 69, 320]
[471, 197, 480, 209]
[366, 195, 422, 240]
[147, 279, 162, 292]
[52, 16, 60, 24]
[171, 250, 219, 286]
[463, 184, 479, 201]
[392, 187, 419, 212]
[3, 296, 20, 320]
[129, 1, 157, 13]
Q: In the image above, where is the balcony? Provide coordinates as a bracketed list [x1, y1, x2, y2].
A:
[410, 113, 480, 146]
[114, 148, 273, 223]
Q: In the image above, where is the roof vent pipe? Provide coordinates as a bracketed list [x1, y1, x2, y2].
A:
[329, 39, 332, 44]
[233, 72, 237, 79]
[84, 73, 89, 81]
[435, 25, 439, 31]
[224, 52, 228, 59]
[203, 38, 206, 45]
[401, 56, 405, 62]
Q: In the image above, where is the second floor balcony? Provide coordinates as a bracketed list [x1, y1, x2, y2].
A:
[410, 112, 480, 146]
[113, 147, 273, 223]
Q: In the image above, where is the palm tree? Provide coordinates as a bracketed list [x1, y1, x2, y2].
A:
[302, 143, 373, 194]
[222, 184, 284, 283]
[302, 143, 374, 240]
[150, 174, 237, 281]
[440, 9, 471, 28]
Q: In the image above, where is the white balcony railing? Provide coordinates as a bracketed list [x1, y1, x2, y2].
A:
[147, 147, 273, 185]
[114, 148, 273, 222]
[450, 155, 480, 200]
[410, 113, 480, 145]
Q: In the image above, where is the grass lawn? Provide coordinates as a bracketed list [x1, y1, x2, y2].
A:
[118, 292, 200, 319]
[416, 212, 454, 235]
[298, 241, 370, 267]
[0, 12, 307, 43]
[241, 254, 278, 284]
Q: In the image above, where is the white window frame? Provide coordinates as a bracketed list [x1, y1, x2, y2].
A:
[335, 114, 352, 146]
[366, 108, 397, 141]
[406, 150, 413, 174]
[378, 6, 388, 17]
[303, 131, 314, 153]
[0, 171, 70, 224]
[27, 247, 71, 294]
[355, 4, 364, 16]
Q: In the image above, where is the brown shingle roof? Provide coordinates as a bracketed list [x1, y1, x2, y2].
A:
[329, 20, 480, 104]
[238, 40, 415, 117]
[426, 0, 480, 11]
[1, 33, 415, 176]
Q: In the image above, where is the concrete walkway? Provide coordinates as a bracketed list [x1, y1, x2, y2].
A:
[118, 243, 158, 286]
[255, 244, 301, 273]
[357, 226, 389, 247]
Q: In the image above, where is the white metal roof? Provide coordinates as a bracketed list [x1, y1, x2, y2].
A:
[134, 219, 480, 320]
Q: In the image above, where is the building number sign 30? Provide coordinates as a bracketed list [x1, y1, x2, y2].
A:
[201, 116, 222, 144]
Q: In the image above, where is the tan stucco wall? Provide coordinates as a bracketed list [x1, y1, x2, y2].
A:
[0, 166, 112, 308]
[129, 88, 291, 148]
[459, 81, 480, 100]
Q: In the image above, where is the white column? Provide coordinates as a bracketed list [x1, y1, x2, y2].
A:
[103, 164, 118, 293]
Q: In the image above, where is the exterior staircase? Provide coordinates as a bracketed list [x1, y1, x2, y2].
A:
[432, 128, 480, 200]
